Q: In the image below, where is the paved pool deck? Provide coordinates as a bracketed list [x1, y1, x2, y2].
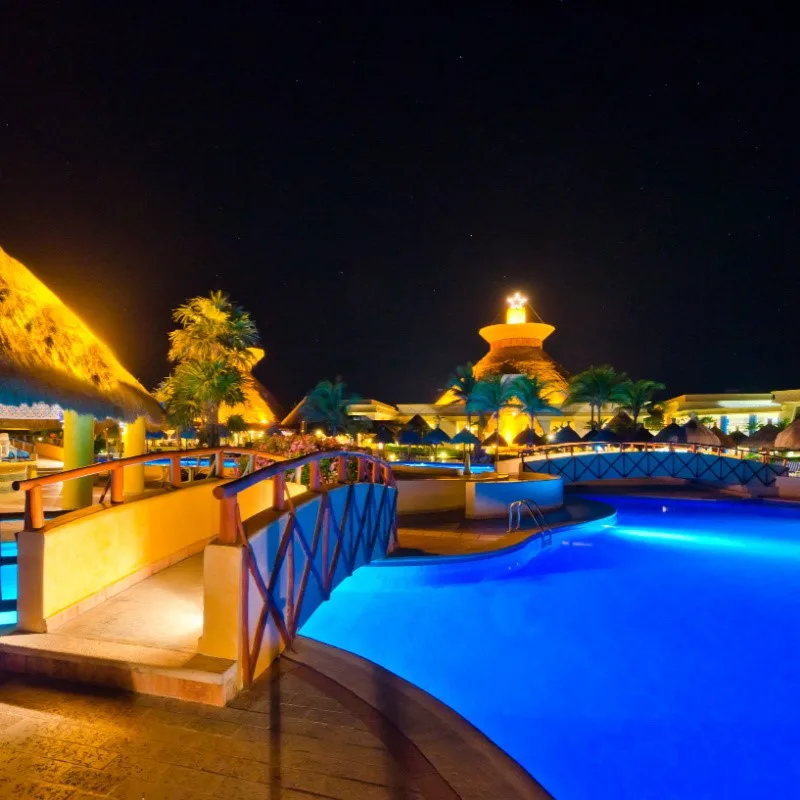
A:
[0, 636, 548, 800]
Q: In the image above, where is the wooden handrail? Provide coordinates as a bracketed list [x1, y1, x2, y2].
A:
[213, 450, 394, 545]
[213, 450, 387, 499]
[14, 446, 281, 532]
[12, 446, 271, 492]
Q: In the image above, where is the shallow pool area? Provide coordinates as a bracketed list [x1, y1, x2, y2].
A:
[301, 496, 800, 799]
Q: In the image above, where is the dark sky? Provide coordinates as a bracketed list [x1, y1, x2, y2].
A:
[2, 5, 798, 411]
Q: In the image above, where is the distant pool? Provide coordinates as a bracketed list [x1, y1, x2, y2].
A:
[98, 455, 239, 468]
[391, 460, 494, 473]
[302, 496, 800, 798]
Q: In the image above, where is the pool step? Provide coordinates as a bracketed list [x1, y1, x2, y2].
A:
[0, 632, 238, 706]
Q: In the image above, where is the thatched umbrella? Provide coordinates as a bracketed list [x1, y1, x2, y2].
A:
[452, 428, 481, 475]
[513, 427, 545, 447]
[710, 426, 737, 449]
[482, 431, 507, 448]
[729, 430, 749, 446]
[582, 428, 599, 442]
[775, 419, 800, 450]
[681, 416, 721, 446]
[654, 417, 719, 446]
[628, 425, 654, 442]
[397, 427, 423, 460]
[403, 414, 431, 433]
[746, 422, 780, 450]
[592, 427, 622, 443]
[374, 426, 395, 445]
[552, 423, 582, 444]
[653, 420, 684, 443]
[0, 246, 162, 423]
[423, 426, 451, 460]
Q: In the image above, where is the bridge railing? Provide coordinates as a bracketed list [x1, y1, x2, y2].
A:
[208, 451, 397, 686]
[13, 446, 273, 531]
[522, 441, 789, 487]
[523, 441, 788, 465]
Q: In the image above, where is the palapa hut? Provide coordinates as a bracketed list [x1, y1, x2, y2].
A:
[775, 419, 800, 451]
[654, 416, 719, 446]
[0, 246, 162, 506]
[552, 423, 582, 444]
[710, 425, 737, 449]
[218, 348, 282, 435]
[729, 430, 750, 446]
[513, 427, 545, 447]
[745, 422, 780, 450]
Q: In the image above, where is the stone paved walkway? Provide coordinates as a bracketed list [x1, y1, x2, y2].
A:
[0, 657, 441, 799]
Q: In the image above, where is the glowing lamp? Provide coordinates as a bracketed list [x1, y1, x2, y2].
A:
[506, 291, 528, 324]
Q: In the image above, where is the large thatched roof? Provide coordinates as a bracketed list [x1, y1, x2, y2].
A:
[0, 246, 163, 423]
[220, 351, 281, 426]
[472, 346, 569, 396]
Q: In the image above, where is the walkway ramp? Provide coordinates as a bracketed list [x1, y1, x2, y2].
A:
[0, 553, 238, 705]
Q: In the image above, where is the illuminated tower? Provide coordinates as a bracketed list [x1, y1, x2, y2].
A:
[437, 292, 569, 406]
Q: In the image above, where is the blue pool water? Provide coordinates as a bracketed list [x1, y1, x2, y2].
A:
[100, 456, 239, 468]
[391, 460, 494, 473]
[301, 496, 800, 799]
[0, 539, 17, 626]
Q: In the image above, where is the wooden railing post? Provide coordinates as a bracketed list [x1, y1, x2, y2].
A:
[219, 495, 239, 545]
[274, 471, 287, 511]
[169, 455, 182, 488]
[110, 466, 124, 504]
[24, 485, 45, 531]
[338, 454, 348, 483]
[247, 455, 255, 475]
[215, 451, 224, 477]
[309, 460, 321, 491]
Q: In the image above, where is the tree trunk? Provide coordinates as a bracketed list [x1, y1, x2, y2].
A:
[494, 411, 500, 471]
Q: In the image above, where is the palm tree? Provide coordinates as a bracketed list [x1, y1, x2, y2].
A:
[162, 360, 246, 447]
[617, 379, 666, 428]
[467, 376, 516, 469]
[300, 379, 360, 435]
[510, 376, 561, 444]
[225, 414, 248, 445]
[445, 363, 477, 428]
[168, 290, 260, 370]
[567, 365, 628, 429]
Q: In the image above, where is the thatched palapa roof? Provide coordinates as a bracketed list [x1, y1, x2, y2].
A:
[775, 419, 800, 450]
[0, 246, 163, 423]
[746, 422, 780, 449]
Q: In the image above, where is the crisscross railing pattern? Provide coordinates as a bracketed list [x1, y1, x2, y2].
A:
[523, 443, 788, 487]
[212, 451, 397, 687]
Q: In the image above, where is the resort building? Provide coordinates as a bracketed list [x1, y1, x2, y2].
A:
[285, 293, 800, 444]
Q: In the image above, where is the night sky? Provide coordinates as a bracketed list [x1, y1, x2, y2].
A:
[2, 6, 798, 411]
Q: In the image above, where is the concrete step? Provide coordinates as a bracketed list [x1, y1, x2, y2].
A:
[0, 632, 237, 706]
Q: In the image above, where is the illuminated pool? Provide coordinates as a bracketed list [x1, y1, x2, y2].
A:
[0, 539, 17, 626]
[301, 496, 800, 798]
[391, 460, 494, 473]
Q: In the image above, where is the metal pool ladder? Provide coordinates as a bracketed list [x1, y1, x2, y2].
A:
[508, 499, 553, 547]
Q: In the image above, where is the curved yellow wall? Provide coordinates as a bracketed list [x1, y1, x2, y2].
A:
[17, 476, 277, 632]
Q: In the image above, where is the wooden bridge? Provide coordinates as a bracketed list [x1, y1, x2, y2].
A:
[522, 442, 788, 488]
[2, 448, 397, 704]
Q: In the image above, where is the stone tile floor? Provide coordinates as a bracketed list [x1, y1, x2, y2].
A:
[0, 657, 439, 799]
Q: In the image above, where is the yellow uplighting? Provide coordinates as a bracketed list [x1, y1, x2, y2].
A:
[506, 291, 528, 324]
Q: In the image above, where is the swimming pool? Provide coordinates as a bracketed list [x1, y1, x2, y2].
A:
[391, 460, 494, 473]
[301, 495, 800, 798]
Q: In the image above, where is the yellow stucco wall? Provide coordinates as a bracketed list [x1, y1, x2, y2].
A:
[17, 475, 278, 632]
[33, 442, 64, 461]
